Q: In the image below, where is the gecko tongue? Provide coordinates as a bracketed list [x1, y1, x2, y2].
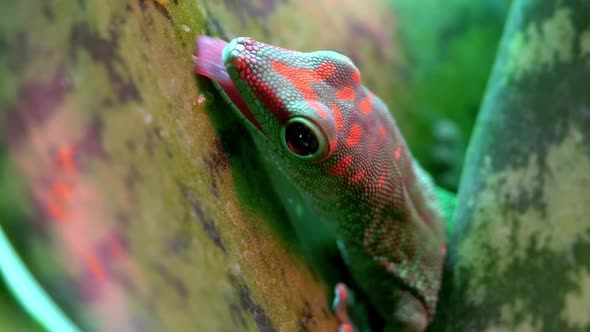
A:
[194, 36, 262, 131]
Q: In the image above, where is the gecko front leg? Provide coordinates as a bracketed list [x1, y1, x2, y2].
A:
[333, 283, 354, 332]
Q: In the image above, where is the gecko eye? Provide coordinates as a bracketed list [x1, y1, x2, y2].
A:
[282, 117, 328, 160]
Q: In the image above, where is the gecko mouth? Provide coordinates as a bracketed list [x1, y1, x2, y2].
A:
[194, 36, 264, 132]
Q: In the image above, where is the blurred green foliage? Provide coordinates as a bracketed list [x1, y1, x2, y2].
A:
[388, 0, 511, 190]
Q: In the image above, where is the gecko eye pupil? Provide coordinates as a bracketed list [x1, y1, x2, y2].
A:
[284, 121, 319, 156]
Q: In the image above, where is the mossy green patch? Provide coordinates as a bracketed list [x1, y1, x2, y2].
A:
[453, 124, 590, 330]
[458, 125, 590, 281]
[503, 7, 576, 83]
[563, 269, 590, 328]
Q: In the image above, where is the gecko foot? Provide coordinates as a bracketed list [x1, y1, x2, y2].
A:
[333, 283, 354, 332]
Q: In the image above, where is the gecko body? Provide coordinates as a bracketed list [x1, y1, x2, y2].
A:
[195, 36, 446, 331]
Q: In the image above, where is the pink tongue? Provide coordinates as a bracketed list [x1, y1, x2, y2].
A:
[194, 36, 261, 131]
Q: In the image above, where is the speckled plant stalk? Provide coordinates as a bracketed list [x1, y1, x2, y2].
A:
[431, 1, 590, 330]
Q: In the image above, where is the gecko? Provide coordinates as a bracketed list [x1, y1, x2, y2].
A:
[194, 36, 446, 331]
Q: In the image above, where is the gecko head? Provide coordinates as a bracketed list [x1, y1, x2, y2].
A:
[222, 37, 364, 167]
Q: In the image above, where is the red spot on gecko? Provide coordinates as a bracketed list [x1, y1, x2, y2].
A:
[232, 57, 246, 71]
[330, 103, 344, 131]
[346, 124, 362, 147]
[377, 169, 387, 188]
[351, 70, 361, 83]
[441, 244, 448, 256]
[272, 61, 315, 99]
[351, 169, 367, 183]
[316, 61, 337, 79]
[394, 146, 403, 160]
[326, 155, 353, 176]
[358, 96, 372, 114]
[335, 87, 355, 101]
[271, 60, 335, 101]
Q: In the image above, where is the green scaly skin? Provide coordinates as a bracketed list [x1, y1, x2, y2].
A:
[199, 37, 446, 331]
